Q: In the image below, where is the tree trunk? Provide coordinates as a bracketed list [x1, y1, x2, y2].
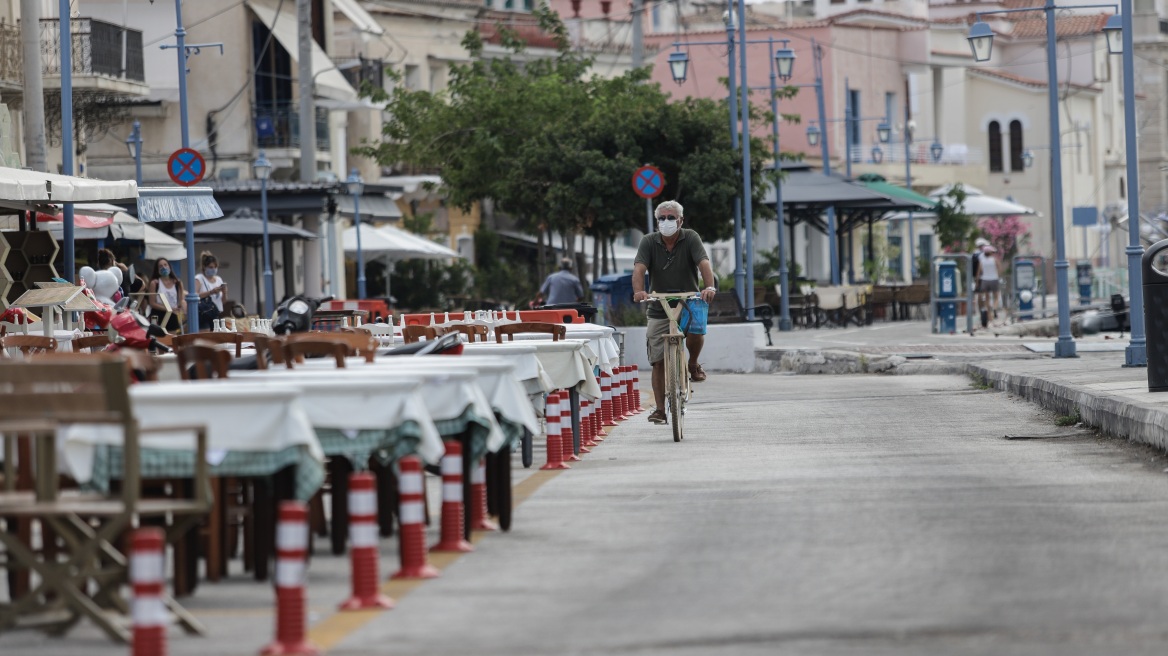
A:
[591, 235, 600, 282]
[537, 226, 547, 283]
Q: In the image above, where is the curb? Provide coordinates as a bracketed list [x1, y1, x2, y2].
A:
[967, 363, 1168, 452]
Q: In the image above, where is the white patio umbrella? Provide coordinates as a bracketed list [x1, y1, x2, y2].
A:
[376, 224, 460, 259]
[342, 224, 463, 300]
[885, 184, 1037, 221]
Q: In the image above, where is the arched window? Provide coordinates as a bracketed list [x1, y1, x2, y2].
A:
[988, 121, 1003, 173]
[1009, 120, 1024, 171]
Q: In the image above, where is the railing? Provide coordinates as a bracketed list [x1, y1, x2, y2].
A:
[846, 144, 985, 166]
[39, 18, 145, 83]
[253, 103, 331, 151]
[0, 22, 20, 87]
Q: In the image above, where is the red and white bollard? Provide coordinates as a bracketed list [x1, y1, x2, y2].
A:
[469, 457, 498, 531]
[340, 472, 394, 610]
[632, 367, 643, 412]
[561, 391, 584, 460]
[581, 399, 599, 448]
[261, 502, 319, 656]
[600, 372, 617, 427]
[392, 457, 440, 579]
[130, 527, 167, 656]
[617, 366, 630, 419]
[432, 441, 474, 551]
[624, 366, 638, 415]
[541, 392, 570, 470]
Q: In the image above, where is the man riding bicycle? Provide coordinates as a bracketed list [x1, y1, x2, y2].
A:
[631, 200, 717, 425]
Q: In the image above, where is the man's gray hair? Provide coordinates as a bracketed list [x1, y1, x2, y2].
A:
[654, 200, 684, 219]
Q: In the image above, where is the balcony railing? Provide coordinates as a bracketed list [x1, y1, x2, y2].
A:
[39, 18, 144, 83]
[847, 144, 984, 166]
[0, 22, 21, 88]
[253, 103, 331, 151]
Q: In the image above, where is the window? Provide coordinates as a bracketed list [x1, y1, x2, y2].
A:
[988, 120, 1003, 172]
[888, 235, 903, 279]
[848, 89, 861, 161]
[885, 92, 895, 125]
[651, 3, 661, 29]
[404, 64, 421, 90]
[1009, 120, 1024, 172]
[1120, 177, 1126, 199]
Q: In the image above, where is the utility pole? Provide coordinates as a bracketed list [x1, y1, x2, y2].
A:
[632, 0, 644, 69]
[20, 0, 47, 171]
[297, 0, 315, 183]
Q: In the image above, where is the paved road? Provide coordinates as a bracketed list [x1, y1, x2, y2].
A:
[331, 374, 1168, 656]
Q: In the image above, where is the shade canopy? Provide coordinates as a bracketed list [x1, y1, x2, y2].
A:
[38, 211, 186, 260]
[885, 184, 1037, 220]
[192, 209, 318, 242]
[335, 193, 402, 219]
[136, 187, 224, 223]
[343, 223, 456, 261]
[855, 174, 936, 209]
[247, 0, 359, 102]
[377, 224, 460, 258]
[0, 166, 137, 210]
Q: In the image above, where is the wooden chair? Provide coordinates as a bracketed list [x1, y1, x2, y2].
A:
[1, 334, 58, 357]
[282, 339, 348, 369]
[72, 334, 112, 352]
[171, 332, 243, 358]
[0, 354, 211, 641]
[402, 324, 438, 344]
[443, 323, 488, 343]
[249, 334, 284, 370]
[495, 321, 566, 343]
[286, 331, 378, 362]
[175, 341, 231, 380]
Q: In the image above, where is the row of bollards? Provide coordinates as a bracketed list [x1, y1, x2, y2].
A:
[132, 365, 643, 656]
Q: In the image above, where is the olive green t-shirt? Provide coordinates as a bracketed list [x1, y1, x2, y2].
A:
[634, 228, 709, 319]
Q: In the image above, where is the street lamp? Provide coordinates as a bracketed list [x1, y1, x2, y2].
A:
[806, 123, 821, 147]
[965, 0, 1120, 357]
[1104, 14, 1123, 54]
[876, 122, 892, 145]
[1108, 3, 1148, 367]
[346, 168, 367, 300]
[254, 151, 275, 317]
[871, 145, 883, 164]
[125, 120, 143, 185]
[1022, 149, 1035, 169]
[667, 51, 689, 84]
[930, 140, 944, 163]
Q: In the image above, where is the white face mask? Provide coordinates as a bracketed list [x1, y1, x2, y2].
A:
[658, 219, 679, 237]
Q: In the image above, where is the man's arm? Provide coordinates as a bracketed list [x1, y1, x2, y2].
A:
[632, 262, 649, 302]
[698, 259, 716, 303]
[540, 276, 551, 298]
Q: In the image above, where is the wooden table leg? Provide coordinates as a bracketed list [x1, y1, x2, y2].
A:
[206, 477, 224, 582]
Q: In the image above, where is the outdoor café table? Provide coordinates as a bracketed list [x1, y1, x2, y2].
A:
[509, 330, 618, 372]
[57, 380, 321, 589]
[457, 343, 553, 395]
[463, 339, 601, 462]
[260, 361, 510, 539]
[228, 370, 445, 552]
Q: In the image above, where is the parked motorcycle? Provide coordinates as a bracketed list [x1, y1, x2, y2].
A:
[105, 297, 170, 382]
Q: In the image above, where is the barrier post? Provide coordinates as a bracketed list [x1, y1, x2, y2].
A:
[541, 391, 570, 470]
[261, 502, 319, 655]
[392, 457, 440, 579]
[432, 441, 474, 551]
[130, 527, 167, 656]
[340, 472, 394, 610]
[469, 457, 498, 531]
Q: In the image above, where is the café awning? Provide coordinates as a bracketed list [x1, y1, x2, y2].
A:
[247, 0, 359, 103]
[0, 166, 137, 210]
[136, 187, 224, 223]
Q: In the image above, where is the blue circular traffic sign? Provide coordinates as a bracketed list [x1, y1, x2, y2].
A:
[168, 148, 206, 187]
[632, 165, 665, 199]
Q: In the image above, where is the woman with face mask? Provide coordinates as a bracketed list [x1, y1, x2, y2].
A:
[147, 258, 184, 333]
[195, 251, 227, 325]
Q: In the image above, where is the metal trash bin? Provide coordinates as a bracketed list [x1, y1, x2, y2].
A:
[936, 259, 958, 334]
[1143, 240, 1168, 391]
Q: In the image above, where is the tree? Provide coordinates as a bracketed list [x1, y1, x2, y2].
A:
[933, 184, 977, 252]
[358, 6, 771, 263]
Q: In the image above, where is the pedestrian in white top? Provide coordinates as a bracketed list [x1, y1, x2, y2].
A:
[195, 250, 227, 326]
[974, 237, 1002, 328]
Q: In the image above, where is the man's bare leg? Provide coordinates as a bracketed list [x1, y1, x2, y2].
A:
[685, 333, 704, 369]
[652, 360, 665, 412]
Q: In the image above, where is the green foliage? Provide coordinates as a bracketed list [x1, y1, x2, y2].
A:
[472, 226, 538, 306]
[933, 184, 977, 252]
[357, 6, 782, 248]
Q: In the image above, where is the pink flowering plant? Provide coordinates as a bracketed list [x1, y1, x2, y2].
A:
[977, 215, 1031, 273]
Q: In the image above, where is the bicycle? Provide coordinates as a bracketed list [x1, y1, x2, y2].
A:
[645, 291, 700, 442]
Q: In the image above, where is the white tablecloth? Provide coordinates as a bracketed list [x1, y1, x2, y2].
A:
[509, 330, 618, 372]
[60, 381, 320, 485]
[248, 362, 507, 455]
[420, 356, 541, 436]
[225, 372, 443, 464]
[459, 343, 553, 393]
[465, 340, 600, 399]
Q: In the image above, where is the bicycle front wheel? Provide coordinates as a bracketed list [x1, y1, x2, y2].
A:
[670, 390, 683, 442]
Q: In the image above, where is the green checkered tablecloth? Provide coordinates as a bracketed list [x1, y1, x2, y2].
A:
[87, 444, 325, 501]
[494, 413, 525, 452]
[314, 422, 426, 468]
[434, 406, 496, 462]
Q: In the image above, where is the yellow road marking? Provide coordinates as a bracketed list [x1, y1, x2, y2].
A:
[307, 467, 567, 650]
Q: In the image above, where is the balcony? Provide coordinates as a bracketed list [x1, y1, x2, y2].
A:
[0, 22, 21, 93]
[253, 102, 331, 151]
[39, 18, 148, 95]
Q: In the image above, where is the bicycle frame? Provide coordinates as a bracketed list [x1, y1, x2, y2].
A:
[648, 292, 699, 440]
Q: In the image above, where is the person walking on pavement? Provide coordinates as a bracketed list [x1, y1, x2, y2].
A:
[974, 237, 1002, 328]
[632, 200, 717, 425]
[540, 257, 584, 306]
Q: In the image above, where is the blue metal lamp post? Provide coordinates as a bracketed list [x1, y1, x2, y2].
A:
[126, 121, 143, 185]
[668, 18, 797, 319]
[58, 0, 75, 282]
[346, 169, 366, 299]
[768, 38, 796, 331]
[805, 41, 841, 285]
[965, 1, 1122, 358]
[1103, 10, 1147, 367]
[254, 151, 275, 317]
